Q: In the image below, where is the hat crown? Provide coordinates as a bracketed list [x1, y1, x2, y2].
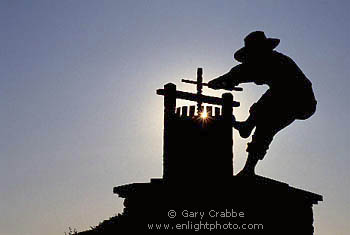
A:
[244, 31, 268, 48]
[234, 31, 280, 62]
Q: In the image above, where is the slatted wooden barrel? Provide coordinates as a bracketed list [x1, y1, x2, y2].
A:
[157, 83, 240, 182]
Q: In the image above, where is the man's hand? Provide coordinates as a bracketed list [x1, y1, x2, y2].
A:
[208, 64, 248, 91]
[208, 77, 239, 91]
[208, 79, 226, 90]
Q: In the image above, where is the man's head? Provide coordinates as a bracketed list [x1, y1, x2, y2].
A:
[234, 31, 280, 64]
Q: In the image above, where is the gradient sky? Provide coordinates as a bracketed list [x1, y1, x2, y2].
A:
[1, 1, 349, 234]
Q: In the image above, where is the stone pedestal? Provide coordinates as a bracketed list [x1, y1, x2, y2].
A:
[113, 175, 322, 234]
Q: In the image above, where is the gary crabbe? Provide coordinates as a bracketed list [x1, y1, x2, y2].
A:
[180, 209, 245, 220]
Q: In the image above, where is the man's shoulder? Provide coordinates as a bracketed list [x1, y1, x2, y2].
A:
[271, 51, 293, 62]
[272, 51, 311, 85]
[271, 51, 299, 68]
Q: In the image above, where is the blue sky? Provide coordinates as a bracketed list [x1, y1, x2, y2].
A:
[1, 1, 349, 234]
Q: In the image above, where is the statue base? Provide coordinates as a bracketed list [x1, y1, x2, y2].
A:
[113, 175, 322, 234]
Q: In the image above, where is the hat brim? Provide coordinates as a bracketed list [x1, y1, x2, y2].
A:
[234, 38, 280, 62]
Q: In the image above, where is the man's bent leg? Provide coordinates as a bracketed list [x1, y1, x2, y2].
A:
[236, 132, 274, 176]
[237, 115, 295, 176]
[233, 90, 273, 139]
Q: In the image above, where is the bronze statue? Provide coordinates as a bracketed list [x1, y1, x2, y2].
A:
[208, 31, 317, 176]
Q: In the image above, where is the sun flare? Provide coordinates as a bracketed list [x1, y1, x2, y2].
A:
[200, 111, 208, 119]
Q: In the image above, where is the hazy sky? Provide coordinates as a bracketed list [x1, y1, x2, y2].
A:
[1, 1, 349, 234]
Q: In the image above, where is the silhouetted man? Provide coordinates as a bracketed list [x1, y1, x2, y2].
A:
[208, 31, 317, 176]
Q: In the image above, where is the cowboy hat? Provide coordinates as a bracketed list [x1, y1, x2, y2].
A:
[234, 31, 280, 62]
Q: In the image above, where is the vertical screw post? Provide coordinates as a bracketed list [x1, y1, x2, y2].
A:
[197, 68, 203, 115]
[163, 83, 176, 180]
[222, 92, 234, 176]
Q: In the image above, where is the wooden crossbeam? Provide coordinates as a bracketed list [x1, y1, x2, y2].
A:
[156, 89, 240, 107]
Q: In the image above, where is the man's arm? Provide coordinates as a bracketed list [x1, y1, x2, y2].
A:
[208, 63, 253, 90]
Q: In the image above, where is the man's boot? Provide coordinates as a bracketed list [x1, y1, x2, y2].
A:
[236, 155, 259, 176]
[233, 118, 255, 138]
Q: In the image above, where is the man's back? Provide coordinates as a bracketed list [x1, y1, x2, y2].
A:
[245, 51, 312, 95]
